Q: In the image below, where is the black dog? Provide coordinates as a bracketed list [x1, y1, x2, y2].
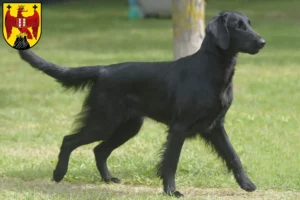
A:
[19, 11, 265, 197]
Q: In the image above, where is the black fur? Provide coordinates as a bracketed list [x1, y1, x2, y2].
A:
[18, 11, 265, 197]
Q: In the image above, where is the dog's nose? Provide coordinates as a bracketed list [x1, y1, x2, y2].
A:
[258, 38, 266, 47]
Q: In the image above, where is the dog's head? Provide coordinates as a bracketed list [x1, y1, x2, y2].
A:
[206, 11, 265, 54]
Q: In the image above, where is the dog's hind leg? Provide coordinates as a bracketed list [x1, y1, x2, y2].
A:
[53, 96, 119, 182]
[93, 116, 143, 183]
[202, 123, 256, 192]
[53, 119, 114, 183]
[53, 131, 90, 182]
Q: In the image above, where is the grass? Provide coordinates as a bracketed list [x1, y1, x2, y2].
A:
[0, 0, 300, 199]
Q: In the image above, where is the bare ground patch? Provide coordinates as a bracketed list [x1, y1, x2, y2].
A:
[0, 177, 299, 200]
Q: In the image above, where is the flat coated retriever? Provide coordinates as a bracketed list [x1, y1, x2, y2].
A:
[18, 11, 265, 197]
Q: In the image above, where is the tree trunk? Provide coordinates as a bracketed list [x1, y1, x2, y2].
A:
[172, 0, 206, 60]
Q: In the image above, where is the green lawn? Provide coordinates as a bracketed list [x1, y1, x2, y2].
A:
[0, 0, 300, 199]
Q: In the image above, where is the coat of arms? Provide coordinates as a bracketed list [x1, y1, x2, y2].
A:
[3, 3, 42, 50]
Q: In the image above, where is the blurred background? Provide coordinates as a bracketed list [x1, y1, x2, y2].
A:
[0, 0, 299, 199]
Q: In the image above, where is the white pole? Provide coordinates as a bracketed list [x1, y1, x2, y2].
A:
[172, 0, 206, 60]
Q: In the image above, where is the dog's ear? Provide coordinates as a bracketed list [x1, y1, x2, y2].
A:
[206, 14, 230, 50]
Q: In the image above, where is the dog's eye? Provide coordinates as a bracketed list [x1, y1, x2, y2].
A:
[248, 20, 251, 25]
[237, 21, 243, 28]
[237, 21, 246, 31]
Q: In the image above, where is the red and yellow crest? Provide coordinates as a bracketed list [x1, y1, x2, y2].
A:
[2, 3, 42, 50]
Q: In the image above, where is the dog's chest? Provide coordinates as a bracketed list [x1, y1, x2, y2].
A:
[210, 84, 233, 116]
[206, 67, 235, 130]
[219, 62, 235, 106]
[200, 85, 233, 133]
[220, 82, 233, 107]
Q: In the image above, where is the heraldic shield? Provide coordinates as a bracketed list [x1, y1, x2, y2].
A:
[2, 3, 42, 50]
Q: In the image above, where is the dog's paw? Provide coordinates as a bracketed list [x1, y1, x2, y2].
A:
[236, 173, 256, 192]
[240, 180, 256, 192]
[166, 191, 184, 198]
[53, 169, 66, 183]
[103, 177, 121, 184]
[110, 177, 121, 183]
[173, 191, 184, 198]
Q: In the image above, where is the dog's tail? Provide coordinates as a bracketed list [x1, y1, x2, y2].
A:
[18, 50, 99, 91]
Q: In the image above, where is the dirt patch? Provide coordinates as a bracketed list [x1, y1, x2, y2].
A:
[0, 177, 299, 200]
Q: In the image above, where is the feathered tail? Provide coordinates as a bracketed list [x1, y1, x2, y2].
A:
[18, 50, 99, 91]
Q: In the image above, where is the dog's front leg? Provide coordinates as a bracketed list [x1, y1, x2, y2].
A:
[203, 123, 256, 192]
[157, 124, 186, 198]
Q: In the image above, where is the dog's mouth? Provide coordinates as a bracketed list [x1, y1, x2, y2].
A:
[239, 43, 264, 55]
[239, 47, 260, 55]
[248, 48, 260, 55]
[238, 38, 265, 55]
